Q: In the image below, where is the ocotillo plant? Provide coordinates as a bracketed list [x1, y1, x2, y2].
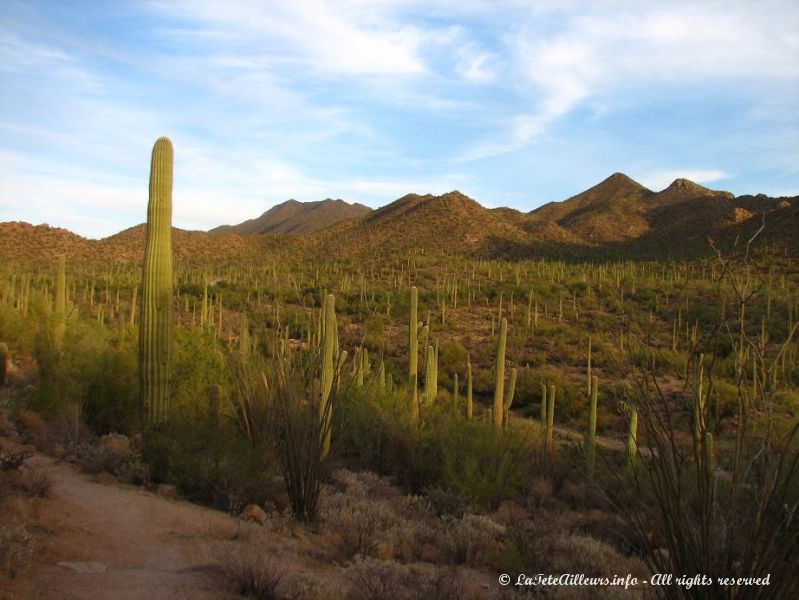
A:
[503, 367, 517, 430]
[54, 255, 66, 349]
[408, 286, 419, 421]
[546, 384, 555, 455]
[626, 405, 638, 471]
[586, 375, 598, 477]
[0, 342, 8, 387]
[693, 353, 706, 441]
[425, 345, 436, 403]
[586, 336, 592, 395]
[139, 137, 174, 425]
[540, 383, 547, 428]
[493, 317, 508, 429]
[320, 293, 336, 458]
[466, 354, 473, 420]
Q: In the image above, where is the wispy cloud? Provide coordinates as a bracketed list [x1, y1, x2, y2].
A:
[1, 0, 797, 236]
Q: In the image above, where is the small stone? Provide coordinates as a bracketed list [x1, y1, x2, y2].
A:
[241, 504, 267, 525]
[157, 484, 178, 499]
[57, 561, 107, 573]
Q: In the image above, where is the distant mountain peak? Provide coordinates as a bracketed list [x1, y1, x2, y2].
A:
[662, 178, 735, 200]
[666, 178, 708, 192]
[210, 198, 372, 235]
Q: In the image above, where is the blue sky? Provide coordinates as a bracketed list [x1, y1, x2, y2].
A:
[1, 0, 797, 238]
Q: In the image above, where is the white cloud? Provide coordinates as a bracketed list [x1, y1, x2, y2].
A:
[640, 169, 729, 191]
[151, 0, 429, 77]
[460, 1, 799, 160]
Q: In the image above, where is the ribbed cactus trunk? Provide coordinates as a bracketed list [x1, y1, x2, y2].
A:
[493, 317, 507, 429]
[139, 137, 174, 425]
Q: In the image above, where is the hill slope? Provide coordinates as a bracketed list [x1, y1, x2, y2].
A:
[210, 198, 371, 235]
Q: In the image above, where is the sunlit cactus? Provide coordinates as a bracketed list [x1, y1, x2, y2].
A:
[139, 136, 174, 425]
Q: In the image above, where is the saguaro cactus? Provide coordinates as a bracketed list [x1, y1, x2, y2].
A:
[493, 317, 508, 429]
[139, 137, 174, 425]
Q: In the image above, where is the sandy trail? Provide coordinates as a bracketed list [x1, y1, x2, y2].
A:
[23, 449, 242, 600]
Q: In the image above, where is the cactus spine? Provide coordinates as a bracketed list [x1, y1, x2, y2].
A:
[493, 317, 507, 429]
[586, 375, 598, 476]
[139, 137, 174, 425]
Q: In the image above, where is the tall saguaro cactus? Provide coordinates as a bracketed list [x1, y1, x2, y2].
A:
[139, 137, 174, 425]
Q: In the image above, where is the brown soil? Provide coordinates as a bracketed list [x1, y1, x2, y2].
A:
[18, 448, 237, 599]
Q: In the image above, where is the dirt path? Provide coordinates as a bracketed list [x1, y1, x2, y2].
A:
[21, 448, 243, 600]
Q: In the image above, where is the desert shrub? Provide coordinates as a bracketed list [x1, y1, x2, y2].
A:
[83, 343, 139, 434]
[141, 420, 280, 514]
[80, 433, 148, 484]
[346, 557, 467, 600]
[171, 326, 230, 419]
[337, 385, 533, 507]
[16, 409, 47, 447]
[216, 544, 282, 600]
[322, 494, 401, 559]
[278, 571, 342, 600]
[25, 470, 54, 498]
[32, 318, 110, 417]
[441, 513, 506, 564]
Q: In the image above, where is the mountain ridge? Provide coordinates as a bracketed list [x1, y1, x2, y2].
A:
[2, 174, 795, 263]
